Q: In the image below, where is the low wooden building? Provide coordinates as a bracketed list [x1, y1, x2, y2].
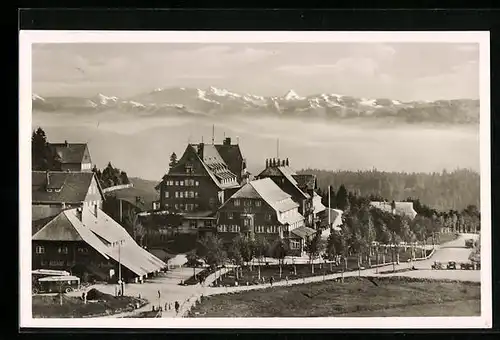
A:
[32, 205, 166, 283]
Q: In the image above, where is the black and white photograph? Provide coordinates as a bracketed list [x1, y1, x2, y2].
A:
[19, 31, 491, 329]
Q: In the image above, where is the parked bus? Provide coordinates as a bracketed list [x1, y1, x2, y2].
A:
[33, 275, 80, 294]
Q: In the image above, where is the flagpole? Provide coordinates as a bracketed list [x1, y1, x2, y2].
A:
[328, 185, 331, 228]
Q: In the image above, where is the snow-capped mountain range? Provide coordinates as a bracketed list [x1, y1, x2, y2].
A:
[32, 86, 480, 124]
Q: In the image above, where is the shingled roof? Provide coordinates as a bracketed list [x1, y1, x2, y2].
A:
[32, 171, 103, 204]
[32, 207, 167, 276]
[292, 174, 316, 191]
[48, 143, 88, 164]
[215, 143, 244, 181]
[189, 144, 240, 190]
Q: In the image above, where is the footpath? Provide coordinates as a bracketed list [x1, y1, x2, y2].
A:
[176, 249, 438, 318]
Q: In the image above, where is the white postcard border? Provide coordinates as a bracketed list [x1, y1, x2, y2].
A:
[19, 30, 492, 329]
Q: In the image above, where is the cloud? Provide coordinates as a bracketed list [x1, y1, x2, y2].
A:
[277, 57, 379, 77]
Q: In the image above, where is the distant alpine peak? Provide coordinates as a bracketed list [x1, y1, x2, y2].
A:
[32, 93, 45, 101]
[207, 86, 241, 98]
[283, 89, 304, 100]
[96, 93, 118, 105]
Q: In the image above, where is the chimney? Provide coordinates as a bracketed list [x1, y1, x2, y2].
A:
[286, 158, 289, 166]
[282, 159, 286, 166]
[265, 159, 269, 168]
[197, 143, 204, 158]
[277, 158, 281, 167]
[76, 207, 82, 222]
[64, 140, 68, 147]
[224, 137, 231, 145]
[94, 203, 98, 217]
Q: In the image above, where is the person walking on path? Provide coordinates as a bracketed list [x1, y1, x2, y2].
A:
[175, 301, 180, 315]
[270, 276, 274, 287]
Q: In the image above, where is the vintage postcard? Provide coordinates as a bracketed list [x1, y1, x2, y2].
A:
[19, 31, 491, 329]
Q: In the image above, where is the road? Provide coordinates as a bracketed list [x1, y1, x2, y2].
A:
[200, 233, 481, 298]
[86, 233, 479, 318]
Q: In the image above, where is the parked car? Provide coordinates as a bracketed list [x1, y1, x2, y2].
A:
[460, 262, 474, 270]
[465, 239, 474, 248]
[446, 261, 457, 270]
[431, 261, 444, 270]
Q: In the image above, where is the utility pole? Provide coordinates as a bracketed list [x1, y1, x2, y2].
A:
[277, 138, 280, 159]
[328, 185, 331, 229]
[118, 241, 123, 295]
[212, 125, 215, 145]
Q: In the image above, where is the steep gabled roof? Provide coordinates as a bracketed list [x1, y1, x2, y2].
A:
[215, 144, 244, 179]
[32, 171, 101, 204]
[48, 143, 88, 164]
[293, 174, 316, 191]
[32, 207, 167, 276]
[256, 165, 311, 200]
[32, 213, 83, 241]
[188, 144, 240, 190]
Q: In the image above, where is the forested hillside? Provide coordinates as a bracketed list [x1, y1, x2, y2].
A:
[300, 168, 480, 212]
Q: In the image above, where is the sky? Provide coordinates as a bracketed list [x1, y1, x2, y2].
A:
[32, 42, 479, 101]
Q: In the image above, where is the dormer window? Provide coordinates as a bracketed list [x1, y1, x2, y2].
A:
[54, 188, 61, 193]
[46, 189, 53, 192]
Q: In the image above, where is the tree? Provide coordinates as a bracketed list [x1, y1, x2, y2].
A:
[32, 127, 51, 170]
[336, 184, 349, 211]
[169, 152, 178, 169]
[325, 229, 343, 270]
[238, 235, 255, 271]
[227, 241, 243, 280]
[186, 251, 201, 279]
[270, 236, 288, 278]
[196, 235, 226, 270]
[304, 231, 322, 273]
[253, 236, 270, 280]
[120, 171, 130, 185]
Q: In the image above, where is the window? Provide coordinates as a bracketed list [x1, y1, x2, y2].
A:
[164, 191, 169, 198]
[185, 165, 193, 174]
[243, 219, 249, 227]
[180, 203, 185, 210]
[185, 191, 189, 198]
[234, 199, 240, 207]
[255, 225, 265, 233]
[189, 191, 194, 198]
[168, 180, 174, 185]
[179, 192, 184, 198]
[49, 260, 64, 267]
[180, 180, 184, 186]
[227, 212, 233, 220]
[77, 247, 89, 254]
[175, 204, 179, 210]
[244, 200, 251, 207]
[195, 181, 199, 186]
[229, 225, 240, 233]
[217, 225, 227, 232]
[290, 240, 301, 249]
[175, 181, 179, 186]
[255, 201, 261, 207]
[204, 220, 213, 227]
[175, 191, 179, 198]
[267, 226, 278, 233]
[265, 214, 272, 221]
[195, 203, 199, 209]
[195, 192, 199, 198]
[35, 245, 45, 254]
[190, 221, 197, 229]
[58, 246, 69, 254]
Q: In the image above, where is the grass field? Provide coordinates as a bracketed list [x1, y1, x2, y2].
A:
[208, 248, 432, 287]
[188, 276, 480, 317]
[32, 289, 147, 318]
